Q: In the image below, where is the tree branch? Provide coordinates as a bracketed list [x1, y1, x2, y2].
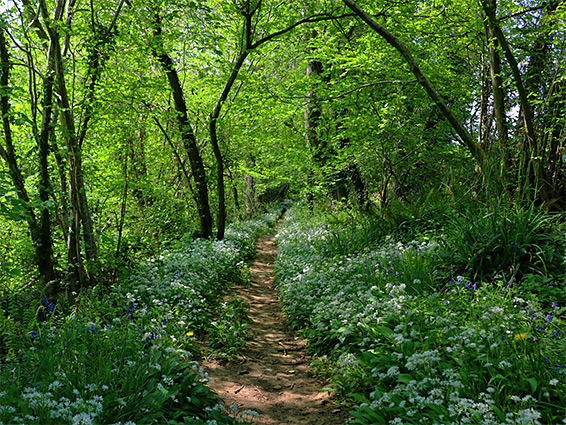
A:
[342, 0, 484, 165]
[251, 13, 354, 49]
[152, 116, 194, 192]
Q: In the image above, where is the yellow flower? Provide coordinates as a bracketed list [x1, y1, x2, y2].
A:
[514, 333, 527, 340]
[186, 331, 194, 337]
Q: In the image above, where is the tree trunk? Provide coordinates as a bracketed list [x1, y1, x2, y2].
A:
[209, 47, 249, 240]
[209, 118, 226, 239]
[482, 5, 510, 180]
[1, 24, 55, 283]
[151, 13, 213, 239]
[244, 157, 257, 217]
[40, 0, 99, 286]
[343, 0, 485, 167]
[478, 52, 493, 147]
[514, 0, 563, 207]
[305, 43, 330, 167]
[37, 51, 56, 284]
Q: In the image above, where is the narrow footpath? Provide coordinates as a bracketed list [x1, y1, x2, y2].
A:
[203, 229, 349, 424]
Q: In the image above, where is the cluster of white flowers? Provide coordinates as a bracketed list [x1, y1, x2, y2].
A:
[274, 205, 565, 425]
[0, 209, 286, 425]
[10, 388, 104, 424]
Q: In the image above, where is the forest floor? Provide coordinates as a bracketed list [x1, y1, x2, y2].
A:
[202, 227, 350, 424]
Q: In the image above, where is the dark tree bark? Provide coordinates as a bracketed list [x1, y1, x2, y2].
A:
[478, 52, 493, 148]
[343, 0, 485, 167]
[0, 25, 54, 283]
[151, 13, 213, 239]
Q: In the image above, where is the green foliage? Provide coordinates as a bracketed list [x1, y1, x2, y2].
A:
[442, 202, 565, 288]
[207, 297, 250, 359]
[378, 189, 456, 242]
[0, 318, 239, 425]
[275, 204, 566, 425]
[1, 0, 565, 421]
[0, 209, 283, 424]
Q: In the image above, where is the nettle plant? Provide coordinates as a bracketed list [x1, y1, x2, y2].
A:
[0, 208, 283, 425]
[274, 205, 566, 425]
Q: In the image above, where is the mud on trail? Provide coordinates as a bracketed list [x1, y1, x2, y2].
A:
[203, 229, 349, 424]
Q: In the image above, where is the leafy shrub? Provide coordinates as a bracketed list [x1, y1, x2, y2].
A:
[0, 207, 285, 424]
[0, 317, 240, 424]
[207, 297, 250, 359]
[379, 189, 453, 241]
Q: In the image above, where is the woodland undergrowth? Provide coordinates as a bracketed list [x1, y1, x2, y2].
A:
[0, 206, 286, 425]
[274, 201, 565, 425]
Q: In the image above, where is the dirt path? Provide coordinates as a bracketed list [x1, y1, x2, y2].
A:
[203, 229, 349, 424]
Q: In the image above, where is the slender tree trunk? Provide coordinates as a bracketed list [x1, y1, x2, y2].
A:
[50, 128, 70, 248]
[514, 0, 563, 206]
[244, 157, 257, 217]
[481, 0, 539, 202]
[37, 56, 56, 284]
[0, 25, 54, 283]
[113, 149, 128, 283]
[209, 48, 248, 240]
[482, 9, 510, 180]
[209, 118, 226, 239]
[151, 13, 213, 239]
[542, 79, 565, 208]
[40, 0, 99, 286]
[478, 52, 493, 147]
[209, 5, 342, 229]
[228, 167, 240, 211]
[343, 0, 485, 167]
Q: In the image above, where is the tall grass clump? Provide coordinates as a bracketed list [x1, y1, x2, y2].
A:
[441, 201, 565, 303]
[0, 206, 285, 425]
[274, 202, 565, 425]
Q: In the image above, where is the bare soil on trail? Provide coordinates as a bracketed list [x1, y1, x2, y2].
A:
[203, 229, 350, 425]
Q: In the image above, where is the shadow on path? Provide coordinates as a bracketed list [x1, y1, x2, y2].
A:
[203, 228, 349, 424]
